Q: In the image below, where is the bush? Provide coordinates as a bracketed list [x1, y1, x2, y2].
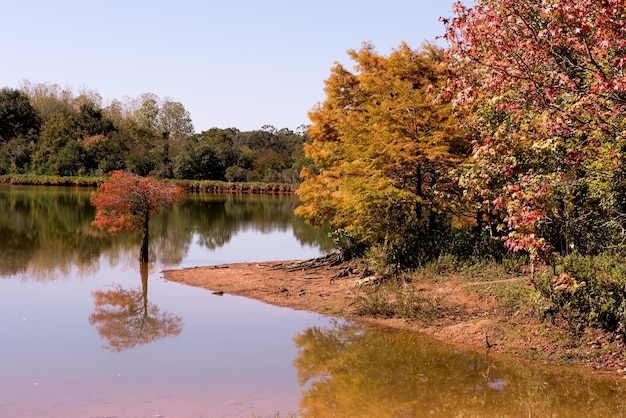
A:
[442, 226, 508, 263]
[330, 229, 367, 261]
[353, 278, 441, 319]
[534, 253, 626, 339]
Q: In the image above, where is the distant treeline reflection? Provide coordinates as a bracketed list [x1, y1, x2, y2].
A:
[0, 185, 333, 279]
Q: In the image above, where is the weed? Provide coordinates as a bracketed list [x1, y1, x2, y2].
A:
[352, 278, 451, 321]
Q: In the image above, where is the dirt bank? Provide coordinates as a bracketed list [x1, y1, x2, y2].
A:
[163, 256, 626, 374]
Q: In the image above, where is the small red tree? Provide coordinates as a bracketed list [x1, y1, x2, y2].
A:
[91, 171, 186, 262]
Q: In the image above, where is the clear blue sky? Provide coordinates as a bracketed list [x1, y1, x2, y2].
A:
[2, 1, 457, 132]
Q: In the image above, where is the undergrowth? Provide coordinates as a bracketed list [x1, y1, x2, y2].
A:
[353, 253, 531, 321]
[353, 250, 626, 358]
[352, 277, 450, 320]
[532, 253, 626, 340]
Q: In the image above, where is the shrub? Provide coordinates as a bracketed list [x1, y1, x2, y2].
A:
[534, 253, 626, 339]
[330, 229, 367, 261]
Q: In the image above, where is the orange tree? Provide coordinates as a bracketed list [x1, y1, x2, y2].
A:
[296, 43, 468, 266]
[90, 170, 186, 262]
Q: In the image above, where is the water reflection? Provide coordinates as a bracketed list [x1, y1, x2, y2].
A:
[294, 321, 626, 417]
[0, 186, 333, 280]
[0, 185, 334, 416]
[5, 186, 626, 416]
[89, 262, 183, 352]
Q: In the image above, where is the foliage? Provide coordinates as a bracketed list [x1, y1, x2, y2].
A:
[440, 225, 508, 263]
[0, 136, 37, 174]
[173, 134, 229, 180]
[534, 253, 626, 339]
[296, 42, 468, 267]
[90, 171, 186, 261]
[0, 81, 306, 184]
[0, 173, 104, 186]
[353, 278, 447, 319]
[329, 228, 366, 261]
[0, 87, 40, 143]
[444, 0, 626, 261]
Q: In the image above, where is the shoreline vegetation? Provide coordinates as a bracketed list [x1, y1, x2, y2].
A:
[0, 174, 297, 194]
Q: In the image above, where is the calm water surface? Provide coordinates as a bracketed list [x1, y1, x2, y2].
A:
[1, 186, 626, 417]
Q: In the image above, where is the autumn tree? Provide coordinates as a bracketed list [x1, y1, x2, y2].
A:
[19, 81, 75, 124]
[296, 42, 468, 266]
[443, 0, 626, 260]
[90, 171, 186, 262]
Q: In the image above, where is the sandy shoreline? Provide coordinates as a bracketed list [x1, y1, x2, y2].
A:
[163, 258, 626, 374]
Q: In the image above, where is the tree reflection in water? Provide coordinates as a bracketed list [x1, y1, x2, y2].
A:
[0, 186, 333, 280]
[89, 262, 182, 352]
[293, 321, 626, 417]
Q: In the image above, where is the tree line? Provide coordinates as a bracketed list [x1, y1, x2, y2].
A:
[0, 81, 310, 184]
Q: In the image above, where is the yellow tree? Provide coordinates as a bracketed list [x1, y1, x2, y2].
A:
[296, 43, 468, 266]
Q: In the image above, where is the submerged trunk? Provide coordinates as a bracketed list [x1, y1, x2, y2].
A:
[139, 213, 150, 262]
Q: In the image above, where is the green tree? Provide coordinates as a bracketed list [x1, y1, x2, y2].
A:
[32, 114, 78, 173]
[54, 140, 88, 176]
[173, 128, 243, 181]
[0, 87, 40, 143]
[173, 140, 224, 180]
[133, 93, 161, 132]
[159, 99, 194, 142]
[74, 101, 115, 139]
[0, 137, 36, 174]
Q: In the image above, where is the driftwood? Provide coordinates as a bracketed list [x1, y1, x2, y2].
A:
[267, 253, 373, 286]
[275, 253, 343, 272]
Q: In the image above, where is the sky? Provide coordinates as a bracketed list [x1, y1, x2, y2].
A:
[2, 1, 458, 133]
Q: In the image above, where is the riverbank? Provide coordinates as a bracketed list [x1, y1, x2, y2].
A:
[163, 256, 626, 375]
[0, 174, 297, 194]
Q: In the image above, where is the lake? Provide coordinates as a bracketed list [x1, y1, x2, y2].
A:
[1, 185, 626, 417]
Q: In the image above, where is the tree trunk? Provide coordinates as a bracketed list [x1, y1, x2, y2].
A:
[139, 213, 150, 262]
[140, 261, 149, 321]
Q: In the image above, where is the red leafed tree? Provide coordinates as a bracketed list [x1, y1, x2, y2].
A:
[91, 171, 186, 262]
[443, 0, 626, 260]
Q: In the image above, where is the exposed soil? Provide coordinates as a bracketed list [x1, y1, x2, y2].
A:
[163, 255, 626, 375]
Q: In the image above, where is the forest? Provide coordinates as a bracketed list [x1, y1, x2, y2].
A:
[2, 0, 626, 341]
[0, 82, 310, 184]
